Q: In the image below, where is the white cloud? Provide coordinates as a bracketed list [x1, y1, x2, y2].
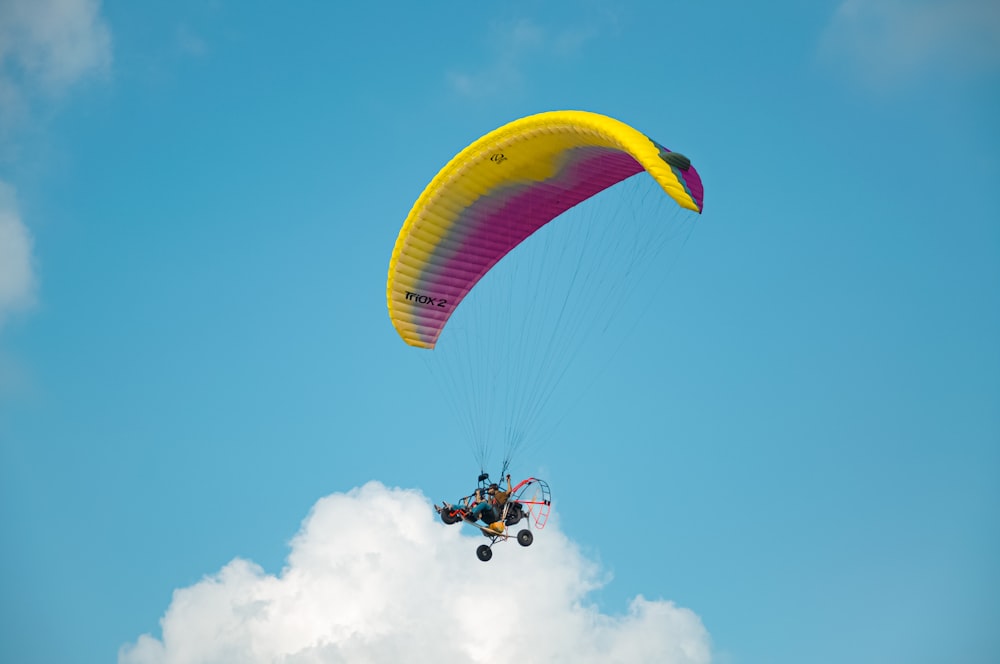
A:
[120, 482, 711, 664]
[0, 182, 35, 326]
[0, 0, 112, 129]
[821, 0, 1000, 85]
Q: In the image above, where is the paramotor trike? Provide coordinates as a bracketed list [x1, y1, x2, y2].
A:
[435, 477, 551, 562]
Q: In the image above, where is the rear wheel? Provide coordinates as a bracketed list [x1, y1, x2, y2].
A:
[517, 529, 533, 547]
[476, 545, 493, 562]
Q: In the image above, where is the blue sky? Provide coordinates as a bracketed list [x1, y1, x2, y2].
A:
[1, 1, 998, 663]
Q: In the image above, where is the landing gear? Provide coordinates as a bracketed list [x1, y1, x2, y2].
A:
[517, 529, 533, 547]
[476, 545, 493, 562]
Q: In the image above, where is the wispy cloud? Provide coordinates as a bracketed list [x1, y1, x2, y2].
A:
[0, 182, 35, 327]
[176, 24, 208, 58]
[820, 0, 1000, 86]
[120, 482, 712, 664]
[0, 0, 111, 335]
[0, 0, 112, 129]
[448, 18, 602, 98]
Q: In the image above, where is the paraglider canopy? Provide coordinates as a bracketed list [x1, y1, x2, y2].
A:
[386, 110, 704, 350]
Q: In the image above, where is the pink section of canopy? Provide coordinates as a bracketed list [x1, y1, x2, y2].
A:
[408, 146, 646, 346]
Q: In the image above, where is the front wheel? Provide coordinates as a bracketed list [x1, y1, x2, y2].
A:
[517, 529, 533, 547]
[476, 545, 493, 562]
[440, 509, 461, 525]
